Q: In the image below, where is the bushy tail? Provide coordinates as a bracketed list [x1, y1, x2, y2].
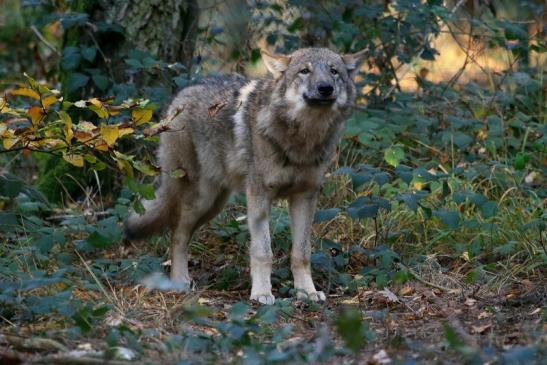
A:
[124, 193, 173, 241]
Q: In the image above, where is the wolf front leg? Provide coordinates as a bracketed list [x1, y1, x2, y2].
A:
[289, 191, 326, 302]
[247, 186, 275, 305]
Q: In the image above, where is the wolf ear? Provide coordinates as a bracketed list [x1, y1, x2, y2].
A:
[261, 49, 291, 78]
[342, 48, 368, 79]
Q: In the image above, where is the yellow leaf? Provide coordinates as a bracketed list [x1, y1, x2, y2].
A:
[89, 98, 102, 108]
[3, 137, 19, 150]
[118, 127, 134, 138]
[63, 153, 84, 167]
[28, 106, 45, 126]
[11, 88, 40, 100]
[93, 139, 109, 151]
[89, 98, 108, 118]
[64, 121, 73, 143]
[115, 157, 134, 177]
[100, 125, 119, 146]
[42, 95, 58, 109]
[132, 108, 153, 126]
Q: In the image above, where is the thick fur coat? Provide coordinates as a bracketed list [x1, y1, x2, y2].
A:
[126, 47, 366, 304]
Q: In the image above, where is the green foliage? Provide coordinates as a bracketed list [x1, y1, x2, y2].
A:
[0, 0, 545, 363]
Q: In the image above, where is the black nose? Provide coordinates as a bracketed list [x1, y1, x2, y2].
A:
[317, 83, 334, 97]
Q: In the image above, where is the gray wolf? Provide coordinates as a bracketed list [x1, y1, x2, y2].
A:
[125, 47, 366, 304]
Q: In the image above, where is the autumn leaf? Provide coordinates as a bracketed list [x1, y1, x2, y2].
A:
[113, 150, 134, 177]
[11, 88, 40, 100]
[63, 153, 84, 167]
[100, 124, 119, 146]
[28, 106, 45, 126]
[118, 127, 134, 138]
[58, 111, 73, 143]
[74, 130, 93, 143]
[89, 98, 109, 118]
[132, 108, 153, 125]
[3, 137, 20, 150]
[76, 121, 97, 132]
[42, 95, 58, 109]
[93, 139, 109, 151]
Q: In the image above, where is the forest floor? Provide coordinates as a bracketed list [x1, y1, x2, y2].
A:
[1, 251, 545, 364]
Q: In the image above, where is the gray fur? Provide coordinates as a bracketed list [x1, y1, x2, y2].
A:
[125, 47, 366, 304]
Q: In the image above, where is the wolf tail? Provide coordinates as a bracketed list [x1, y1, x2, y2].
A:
[124, 188, 174, 241]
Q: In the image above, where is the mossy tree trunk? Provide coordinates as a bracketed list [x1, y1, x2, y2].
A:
[40, 1, 199, 203]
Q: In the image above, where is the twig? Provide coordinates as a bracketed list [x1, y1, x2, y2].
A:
[30, 25, 60, 55]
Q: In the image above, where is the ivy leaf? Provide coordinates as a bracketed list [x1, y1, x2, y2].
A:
[384, 146, 405, 167]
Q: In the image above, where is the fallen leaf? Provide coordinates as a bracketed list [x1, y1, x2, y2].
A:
[478, 311, 492, 319]
[371, 349, 391, 364]
[464, 297, 477, 307]
[378, 288, 399, 303]
[399, 286, 414, 296]
[471, 323, 491, 334]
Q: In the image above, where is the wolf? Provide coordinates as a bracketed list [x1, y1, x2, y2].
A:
[125, 47, 366, 304]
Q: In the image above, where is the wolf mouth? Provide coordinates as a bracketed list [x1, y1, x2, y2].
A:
[303, 94, 336, 106]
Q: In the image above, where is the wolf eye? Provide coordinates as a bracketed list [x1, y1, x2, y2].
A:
[330, 67, 338, 75]
[299, 68, 310, 75]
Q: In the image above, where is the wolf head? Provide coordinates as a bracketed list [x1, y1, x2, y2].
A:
[261, 47, 367, 120]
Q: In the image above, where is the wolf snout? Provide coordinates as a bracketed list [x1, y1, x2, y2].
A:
[317, 82, 334, 97]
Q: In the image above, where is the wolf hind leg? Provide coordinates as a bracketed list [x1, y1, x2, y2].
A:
[170, 186, 231, 289]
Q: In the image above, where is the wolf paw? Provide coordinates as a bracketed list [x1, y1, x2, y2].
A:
[296, 290, 326, 302]
[250, 293, 276, 305]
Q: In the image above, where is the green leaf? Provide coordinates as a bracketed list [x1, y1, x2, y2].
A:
[66, 72, 89, 92]
[80, 46, 97, 62]
[86, 231, 112, 248]
[92, 74, 109, 91]
[513, 152, 529, 170]
[494, 241, 516, 256]
[384, 146, 405, 167]
[314, 208, 340, 223]
[335, 307, 369, 352]
[433, 209, 460, 229]
[480, 200, 497, 219]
